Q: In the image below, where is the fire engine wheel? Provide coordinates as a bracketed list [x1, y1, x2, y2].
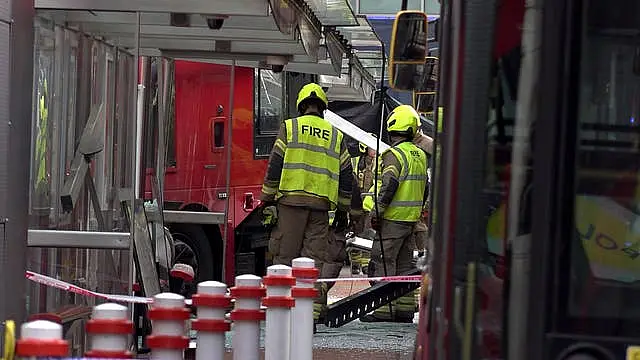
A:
[170, 224, 215, 294]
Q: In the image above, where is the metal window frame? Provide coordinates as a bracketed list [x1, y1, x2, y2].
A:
[356, 0, 424, 16]
[27, 229, 131, 249]
[2, 0, 36, 326]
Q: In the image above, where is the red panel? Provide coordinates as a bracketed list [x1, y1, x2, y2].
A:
[165, 60, 266, 225]
[494, 0, 525, 59]
[152, 61, 271, 278]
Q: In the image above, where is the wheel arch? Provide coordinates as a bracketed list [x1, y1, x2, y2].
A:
[169, 203, 224, 281]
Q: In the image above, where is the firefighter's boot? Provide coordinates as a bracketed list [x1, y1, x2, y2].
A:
[360, 294, 415, 323]
[359, 251, 371, 275]
[313, 282, 329, 330]
[360, 302, 396, 323]
[393, 293, 416, 323]
[349, 250, 363, 275]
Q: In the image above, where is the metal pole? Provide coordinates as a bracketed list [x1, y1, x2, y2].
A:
[222, 61, 235, 283]
[129, 10, 141, 299]
[0, 0, 34, 325]
[436, 0, 462, 358]
[507, 0, 542, 358]
[135, 57, 147, 201]
[401, 0, 408, 10]
[156, 59, 166, 207]
[374, 44, 392, 316]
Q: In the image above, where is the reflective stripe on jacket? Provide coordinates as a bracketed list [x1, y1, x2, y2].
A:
[383, 142, 428, 222]
[351, 156, 360, 176]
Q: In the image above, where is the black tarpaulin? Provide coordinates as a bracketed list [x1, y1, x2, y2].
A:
[329, 91, 435, 155]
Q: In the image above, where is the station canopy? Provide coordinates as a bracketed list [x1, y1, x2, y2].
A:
[35, 0, 358, 72]
[319, 16, 384, 102]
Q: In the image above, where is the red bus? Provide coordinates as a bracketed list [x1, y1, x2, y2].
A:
[398, 0, 640, 358]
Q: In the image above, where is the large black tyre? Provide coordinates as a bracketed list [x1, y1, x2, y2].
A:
[170, 224, 215, 296]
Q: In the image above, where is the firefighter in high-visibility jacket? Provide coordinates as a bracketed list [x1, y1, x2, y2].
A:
[360, 105, 429, 323]
[260, 83, 352, 323]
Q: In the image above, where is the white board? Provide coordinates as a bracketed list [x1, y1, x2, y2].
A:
[324, 110, 390, 154]
[346, 236, 374, 251]
[346, 236, 421, 259]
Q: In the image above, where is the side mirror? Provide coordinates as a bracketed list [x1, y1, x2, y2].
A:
[388, 11, 429, 91]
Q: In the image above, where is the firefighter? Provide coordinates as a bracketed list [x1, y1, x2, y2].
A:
[412, 110, 434, 253]
[260, 82, 352, 324]
[350, 134, 379, 234]
[320, 210, 348, 302]
[360, 104, 429, 323]
[323, 211, 348, 283]
[348, 135, 378, 274]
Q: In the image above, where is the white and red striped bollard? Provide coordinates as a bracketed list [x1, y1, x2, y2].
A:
[191, 281, 231, 360]
[146, 293, 190, 360]
[263, 264, 296, 360]
[230, 274, 265, 360]
[16, 320, 69, 359]
[85, 303, 133, 358]
[290, 257, 319, 360]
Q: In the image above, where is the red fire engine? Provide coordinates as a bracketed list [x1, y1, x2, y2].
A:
[142, 58, 379, 289]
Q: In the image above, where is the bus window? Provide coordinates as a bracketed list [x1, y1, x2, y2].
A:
[568, 0, 640, 336]
[254, 69, 284, 159]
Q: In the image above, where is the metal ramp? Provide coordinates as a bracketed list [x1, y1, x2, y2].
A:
[322, 270, 421, 328]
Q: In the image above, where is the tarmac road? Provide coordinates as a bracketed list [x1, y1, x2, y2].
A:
[316, 266, 418, 358]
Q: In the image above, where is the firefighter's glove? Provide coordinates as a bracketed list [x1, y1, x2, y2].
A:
[262, 205, 278, 226]
[332, 209, 349, 232]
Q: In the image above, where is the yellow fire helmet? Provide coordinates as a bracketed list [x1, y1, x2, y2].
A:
[296, 82, 329, 113]
[359, 132, 378, 153]
[387, 104, 420, 136]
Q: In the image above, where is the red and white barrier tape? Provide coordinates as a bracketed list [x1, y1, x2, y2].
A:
[25, 271, 153, 304]
[26, 270, 425, 305]
[312, 275, 423, 283]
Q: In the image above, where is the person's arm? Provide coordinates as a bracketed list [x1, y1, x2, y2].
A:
[414, 133, 434, 155]
[350, 174, 363, 211]
[260, 122, 287, 202]
[376, 151, 401, 214]
[422, 148, 430, 208]
[337, 138, 353, 211]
